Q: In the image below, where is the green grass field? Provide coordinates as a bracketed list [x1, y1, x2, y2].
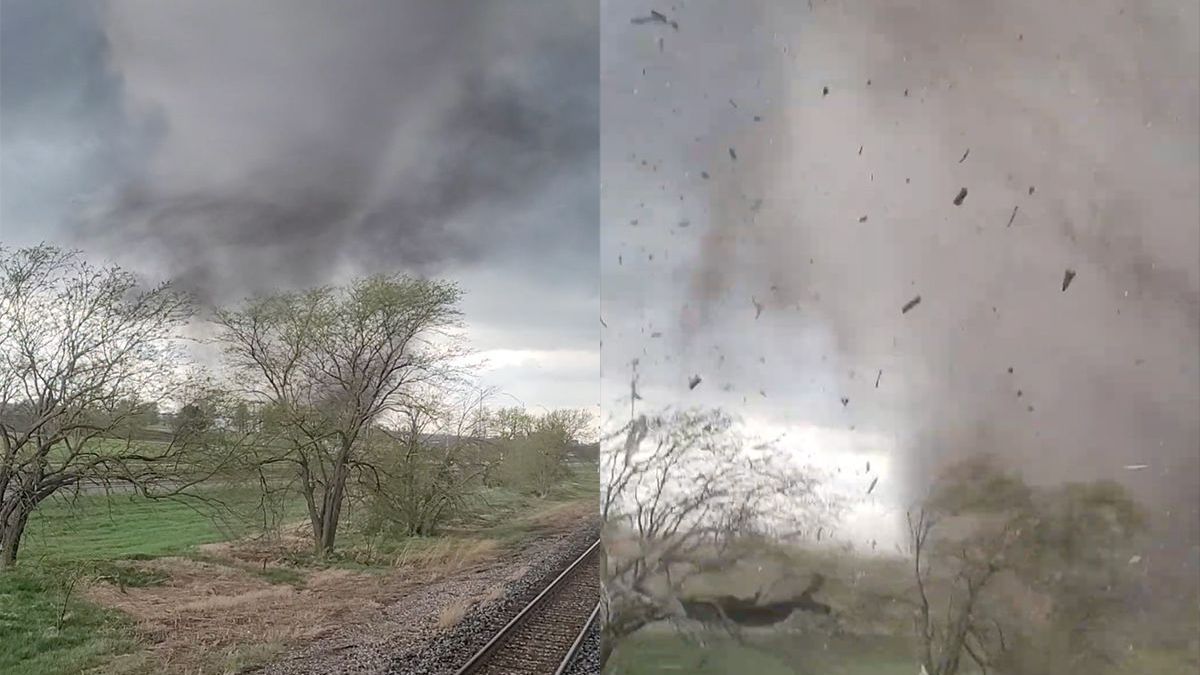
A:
[2, 463, 599, 675]
[20, 490, 284, 562]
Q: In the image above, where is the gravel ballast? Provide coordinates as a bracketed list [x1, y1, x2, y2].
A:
[256, 519, 599, 675]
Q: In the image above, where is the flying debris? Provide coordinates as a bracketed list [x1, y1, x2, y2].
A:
[729, 98, 738, 108]
[959, 149, 970, 163]
[953, 187, 968, 206]
[858, 215, 868, 223]
[1006, 205, 1019, 227]
[1028, 185, 1035, 195]
[1062, 269, 1077, 292]
[600, 317, 608, 328]
[631, 10, 678, 30]
[1123, 464, 1149, 471]
[678, 219, 691, 228]
[866, 477, 879, 494]
[874, 369, 882, 388]
[901, 295, 922, 314]
[688, 375, 703, 390]
[840, 397, 849, 407]
[753, 297, 764, 319]
[650, 332, 662, 338]
[729, 147, 738, 161]
[866, 461, 871, 473]
[753, 115, 762, 122]
[822, 85, 830, 96]
[701, 171, 710, 180]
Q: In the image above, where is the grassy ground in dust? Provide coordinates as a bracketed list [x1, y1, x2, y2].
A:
[604, 535, 1199, 675]
[1, 464, 598, 675]
[607, 630, 922, 675]
[607, 627, 1197, 675]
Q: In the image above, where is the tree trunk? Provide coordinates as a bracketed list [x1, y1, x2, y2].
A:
[0, 503, 31, 569]
[296, 460, 325, 555]
[319, 460, 350, 556]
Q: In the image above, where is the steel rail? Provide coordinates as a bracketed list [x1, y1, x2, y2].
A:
[552, 601, 600, 675]
[452, 538, 601, 675]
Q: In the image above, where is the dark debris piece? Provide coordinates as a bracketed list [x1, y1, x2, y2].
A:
[729, 147, 738, 161]
[632, 11, 678, 29]
[858, 145, 863, 155]
[729, 98, 738, 108]
[867, 477, 879, 495]
[858, 215, 868, 223]
[701, 171, 710, 180]
[678, 219, 691, 228]
[1062, 269, 1076, 292]
[901, 295, 922, 314]
[1028, 185, 1035, 195]
[953, 187, 968, 206]
[959, 149, 970, 163]
[688, 375, 703, 390]
[875, 369, 882, 388]
[651, 331, 662, 338]
[753, 115, 762, 122]
[753, 297, 764, 319]
[822, 85, 830, 96]
[1006, 205, 1019, 227]
[840, 397, 849, 407]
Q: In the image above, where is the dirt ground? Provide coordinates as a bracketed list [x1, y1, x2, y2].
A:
[82, 501, 595, 674]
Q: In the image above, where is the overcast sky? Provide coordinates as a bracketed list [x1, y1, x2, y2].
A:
[1, 0, 598, 412]
[602, 0, 1198, 556]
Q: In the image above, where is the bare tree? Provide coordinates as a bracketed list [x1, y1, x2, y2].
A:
[0, 246, 199, 568]
[906, 455, 1146, 675]
[358, 384, 494, 537]
[212, 274, 463, 556]
[599, 408, 835, 666]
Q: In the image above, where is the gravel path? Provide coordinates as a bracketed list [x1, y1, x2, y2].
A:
[255, 520, 599, 675]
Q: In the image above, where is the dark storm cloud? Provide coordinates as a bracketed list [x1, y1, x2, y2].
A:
[0, 0, 157, 245]
[3, 0, 598, 409]
[66, 0, 598, 305]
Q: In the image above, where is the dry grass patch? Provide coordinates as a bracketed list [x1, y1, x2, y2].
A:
[392, 537, 501, 579]
[522, 499, 594, 530]
[81, 556, 392, 674]
[436, 598, 474, 629]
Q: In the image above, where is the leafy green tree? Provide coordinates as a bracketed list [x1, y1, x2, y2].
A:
[213, 274, 464, 556]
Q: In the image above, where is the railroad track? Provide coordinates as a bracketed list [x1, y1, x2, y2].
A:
[453, 538, 600, 675]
